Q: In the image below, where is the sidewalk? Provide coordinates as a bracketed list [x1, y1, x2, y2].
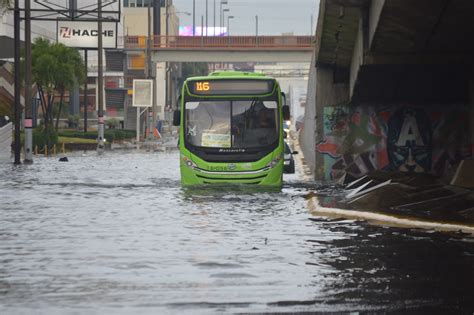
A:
[293, 138, 474, 234]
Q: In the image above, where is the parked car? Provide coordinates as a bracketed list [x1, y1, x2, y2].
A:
[283, 141, 298, 174]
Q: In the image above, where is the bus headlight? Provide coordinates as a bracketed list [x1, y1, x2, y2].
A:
[266, 156, 281, 168]
[182, 156, 197, 169]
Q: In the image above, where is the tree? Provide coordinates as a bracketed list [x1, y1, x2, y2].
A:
[181, 62, 208, 80]
[31, 38, 84, 144]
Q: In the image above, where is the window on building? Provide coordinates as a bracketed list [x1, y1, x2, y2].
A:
[124, 0, 152, 7]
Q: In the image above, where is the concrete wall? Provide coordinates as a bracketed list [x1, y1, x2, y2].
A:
[316, 103, 472, 182]
[299, 55, 317, 174]
[123, 8, 150, 36]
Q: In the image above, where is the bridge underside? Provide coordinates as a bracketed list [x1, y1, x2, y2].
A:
[150, 50, 313, 63]
[302, 0, 474, 183]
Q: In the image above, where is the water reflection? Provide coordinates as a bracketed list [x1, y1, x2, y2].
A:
[0, 151, 473, 313]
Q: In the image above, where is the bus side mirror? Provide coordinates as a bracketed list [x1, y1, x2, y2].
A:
[282, 105, 290, 121]
[173, 110, 181, 126]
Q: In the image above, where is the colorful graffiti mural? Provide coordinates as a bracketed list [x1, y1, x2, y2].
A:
[316, 105, 471, 181]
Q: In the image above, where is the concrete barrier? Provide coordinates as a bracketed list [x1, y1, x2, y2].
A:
[0, 122, 12, 160]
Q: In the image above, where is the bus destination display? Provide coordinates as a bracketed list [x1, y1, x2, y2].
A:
[190, 80, 274, 95]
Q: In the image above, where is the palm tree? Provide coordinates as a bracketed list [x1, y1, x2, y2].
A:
[32, 38, 85, 137]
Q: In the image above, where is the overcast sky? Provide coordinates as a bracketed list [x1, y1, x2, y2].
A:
[172, 0, 319, 36]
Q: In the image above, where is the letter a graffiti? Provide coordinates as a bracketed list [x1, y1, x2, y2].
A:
[395, 111, 424, 146]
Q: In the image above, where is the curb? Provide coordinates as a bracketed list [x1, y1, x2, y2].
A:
[308, 196, 474, 235]
[292, 138, 474, 235]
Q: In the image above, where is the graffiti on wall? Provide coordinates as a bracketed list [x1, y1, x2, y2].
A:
[316, 105, 471, 181]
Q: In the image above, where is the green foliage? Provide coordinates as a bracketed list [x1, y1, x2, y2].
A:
[58, 129, 136, 143]
[106, 118, 119, 129]
[33, 126, 58, 149]
[181, 63, 208, 80]
[31, 38, 85, 131]
[67, 115, 80, 129]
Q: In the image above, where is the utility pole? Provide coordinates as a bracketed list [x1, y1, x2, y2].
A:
[213, 0, 216, 35]
[193, 0, 195, 36]
[24, 0, 33, 163]
[147, 0, 153, 140]
[97, 0, 105, 151]
[255, 15, 258, 46]
[84, 49, 88, 132]
[13, 0, 21, 164]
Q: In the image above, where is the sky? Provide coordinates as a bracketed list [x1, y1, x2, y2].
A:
[172, 0, 319, 36]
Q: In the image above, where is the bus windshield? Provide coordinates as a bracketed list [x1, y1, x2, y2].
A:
[185, 99, 279, 149]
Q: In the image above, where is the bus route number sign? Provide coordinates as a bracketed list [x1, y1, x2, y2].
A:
[195, 82, 210, 92]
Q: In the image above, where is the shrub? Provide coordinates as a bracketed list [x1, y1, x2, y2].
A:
[67, 115, 80, 129]
[58, 129, 136, 143]
[33, 126, 58, 149]
[106, 118, 119, 129]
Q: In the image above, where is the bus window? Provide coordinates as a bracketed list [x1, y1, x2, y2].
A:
[232, 100, 278, 148]
[185, 101, 231, 148]
[184, 100, 279, 149]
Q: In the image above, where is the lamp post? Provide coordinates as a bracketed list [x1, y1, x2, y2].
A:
[193, 0, 195, 35]
[223, 8, 229, 34]
[255, 15, 258, 46]
[227, 15, 234, 45]
[220, 0, 228, 29]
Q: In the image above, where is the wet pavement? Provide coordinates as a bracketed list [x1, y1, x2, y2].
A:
[1, 150, 474, 314]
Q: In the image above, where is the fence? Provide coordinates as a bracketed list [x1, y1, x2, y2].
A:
[124, 35, 315, 50]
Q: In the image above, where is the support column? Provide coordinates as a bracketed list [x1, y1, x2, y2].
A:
[314, 66, 350, 181]
[13, 0, 21, 164]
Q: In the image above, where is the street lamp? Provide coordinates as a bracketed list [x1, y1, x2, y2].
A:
[220, 0, 228, 29]
[223, 8, 229, 34]
[255, 15, 259, 46]
[227, 15, 234, 38]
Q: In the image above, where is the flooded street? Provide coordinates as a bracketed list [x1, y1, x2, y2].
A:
[1, 150, 474, 314]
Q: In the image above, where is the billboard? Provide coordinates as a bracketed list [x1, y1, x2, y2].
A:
[179, 26, 227, 36]
[57, 20, 117, 49]
[132, 79, 153, 108]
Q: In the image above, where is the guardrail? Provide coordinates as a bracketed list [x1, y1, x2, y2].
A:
[124, 35, 315, 50]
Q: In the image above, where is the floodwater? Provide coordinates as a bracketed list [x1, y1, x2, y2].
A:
[1, 150, 474, 314]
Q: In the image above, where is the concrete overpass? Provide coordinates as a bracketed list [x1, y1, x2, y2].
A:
[301, 0, 474, 182]
[124, 35, 314, 63]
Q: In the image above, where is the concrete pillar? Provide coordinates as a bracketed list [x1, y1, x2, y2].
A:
[69, 83, 80, 116]
[314, 66, 350, 181]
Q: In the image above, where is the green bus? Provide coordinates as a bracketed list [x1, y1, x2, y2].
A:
[173, 71, 290, 186]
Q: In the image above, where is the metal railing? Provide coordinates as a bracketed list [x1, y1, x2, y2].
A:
[124, 35, 315, 50]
